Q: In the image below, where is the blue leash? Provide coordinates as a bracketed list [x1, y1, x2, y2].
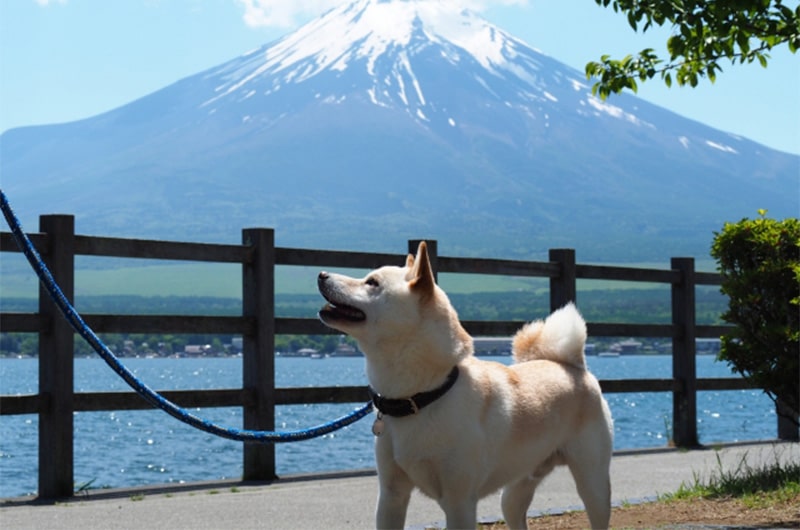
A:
[0, 189, 373, 443]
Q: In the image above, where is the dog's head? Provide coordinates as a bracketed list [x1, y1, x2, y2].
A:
[318, 241, 435, 332]
[318, 242, 472, 388]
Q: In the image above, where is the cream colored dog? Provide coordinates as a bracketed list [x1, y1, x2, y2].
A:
[318, 242, 613, 530]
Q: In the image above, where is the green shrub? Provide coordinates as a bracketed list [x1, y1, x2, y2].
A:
[711, 211, 799, 426]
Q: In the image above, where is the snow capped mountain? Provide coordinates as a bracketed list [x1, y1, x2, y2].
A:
[196, 0, 744, 156]
[204, 0, 537, 104]
[200, 0, 562, 135]
[1, 0, 797, 260]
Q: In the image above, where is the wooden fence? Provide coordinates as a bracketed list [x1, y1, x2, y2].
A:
[1, 214, 797, 500]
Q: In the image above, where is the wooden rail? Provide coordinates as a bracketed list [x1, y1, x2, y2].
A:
[1, 215, 797, 500]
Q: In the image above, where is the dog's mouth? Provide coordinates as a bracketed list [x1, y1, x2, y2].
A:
[317, 272, 367, 324]
[319, 300, 366, 323]
[318, 288, 366, 323]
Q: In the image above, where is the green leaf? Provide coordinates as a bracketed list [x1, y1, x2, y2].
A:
[585, 0, 800, 94]
[627, 11, 638, 31]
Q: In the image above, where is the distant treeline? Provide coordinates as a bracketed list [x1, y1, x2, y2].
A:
[0, 288, 727, 357]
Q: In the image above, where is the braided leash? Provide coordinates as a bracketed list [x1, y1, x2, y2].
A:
[0, 189, 373, 443]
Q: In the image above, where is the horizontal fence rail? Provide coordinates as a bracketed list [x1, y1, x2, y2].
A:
[1, 215, 797, 500]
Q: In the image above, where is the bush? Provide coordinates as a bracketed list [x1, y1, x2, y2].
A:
[711, 211, 799, 426]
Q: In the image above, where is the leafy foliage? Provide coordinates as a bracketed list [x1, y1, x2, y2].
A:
[711, 211, 800, 425]
[586, 1, 800, 98]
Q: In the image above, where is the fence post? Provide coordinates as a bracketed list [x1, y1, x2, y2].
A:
[241, 228, 276, 480]
[409, 239, 438, 282]
[549, 249, 576, 312]
[671, 257, 699, 448]
[776, 399, 799, 441]
[38, 214, 75, 499]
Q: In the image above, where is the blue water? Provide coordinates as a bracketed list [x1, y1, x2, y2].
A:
[0, 355, 777, 498]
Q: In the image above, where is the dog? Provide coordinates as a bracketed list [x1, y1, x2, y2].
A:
[318, 242, 613, 530]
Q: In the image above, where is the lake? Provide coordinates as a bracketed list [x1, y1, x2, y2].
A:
[0, 355, 777, 498]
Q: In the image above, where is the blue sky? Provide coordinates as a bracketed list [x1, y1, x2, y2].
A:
[1, 0, 798, 154]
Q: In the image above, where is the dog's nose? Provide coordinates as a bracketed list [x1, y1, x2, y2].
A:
[318, 271, 329, 285]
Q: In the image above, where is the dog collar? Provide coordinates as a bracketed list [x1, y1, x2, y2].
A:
[368, 366, 459, 418]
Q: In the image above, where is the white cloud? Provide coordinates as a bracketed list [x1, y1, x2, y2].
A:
[236, 0, 528, 28]
[34, 0, 67, 5]
[236, 0, 337, 27]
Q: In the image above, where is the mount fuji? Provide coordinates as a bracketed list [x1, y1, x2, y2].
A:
[1, 0, 797, 261]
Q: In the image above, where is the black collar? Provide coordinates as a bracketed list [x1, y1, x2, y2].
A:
[368, 366, 460, 418]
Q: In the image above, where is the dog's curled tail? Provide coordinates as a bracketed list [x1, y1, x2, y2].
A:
[512, 302, 587, 369]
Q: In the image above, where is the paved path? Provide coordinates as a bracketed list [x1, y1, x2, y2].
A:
[1, 442, 797, 529]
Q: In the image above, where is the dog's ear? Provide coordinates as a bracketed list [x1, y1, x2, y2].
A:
[405, 253, 415, 268]
[409, 241, 435, 297]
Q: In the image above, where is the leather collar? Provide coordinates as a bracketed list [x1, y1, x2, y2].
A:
[368, 366, 459, 418]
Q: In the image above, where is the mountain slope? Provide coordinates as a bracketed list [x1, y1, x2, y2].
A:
[1, 0, 797, 261]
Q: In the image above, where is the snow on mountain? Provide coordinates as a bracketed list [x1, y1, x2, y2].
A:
[204, 0, 534, 105]
[199, 0, 603, 134]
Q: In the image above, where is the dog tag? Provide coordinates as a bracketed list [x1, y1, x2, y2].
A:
[372, 414, 385, 436]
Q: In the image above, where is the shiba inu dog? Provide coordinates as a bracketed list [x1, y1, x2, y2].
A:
[318, 242, 613, 530]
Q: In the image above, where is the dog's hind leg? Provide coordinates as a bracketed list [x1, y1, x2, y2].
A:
[562, 425, 612, 529]
[439, 493, 478, 530]
[568, 464, 611, 530]
[501, 456, 557, 530]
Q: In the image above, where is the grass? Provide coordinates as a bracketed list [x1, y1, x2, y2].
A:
[662, 450, 800, 507]
[73, 478, 96, 494]
[0, 252, 720, 299]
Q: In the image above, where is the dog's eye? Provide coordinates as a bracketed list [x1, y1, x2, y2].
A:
[365, 277, 380, 288]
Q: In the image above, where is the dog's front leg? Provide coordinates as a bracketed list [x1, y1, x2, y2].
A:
[375, 440, 414, 530]
[376, 479, 413, 530]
